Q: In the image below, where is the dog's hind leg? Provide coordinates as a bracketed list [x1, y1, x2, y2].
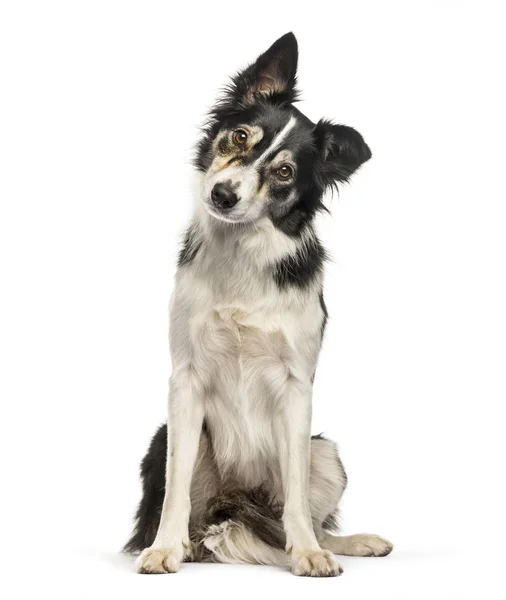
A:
[123, 424, 167, 554]
[309, 435, 393, 558]
[200, 435, 389, 568]
[319, 532, 393, 557]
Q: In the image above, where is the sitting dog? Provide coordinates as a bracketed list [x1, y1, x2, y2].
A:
[126, 32, 392, 577]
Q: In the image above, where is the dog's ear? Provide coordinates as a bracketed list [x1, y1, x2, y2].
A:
[314, 120, 372, 188]
[230, 32, 299, 105]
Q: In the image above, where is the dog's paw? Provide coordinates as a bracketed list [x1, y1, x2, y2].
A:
[136, 547, 183, 574]
[292, 549, 343, 577]
[345, 534, 393, 557]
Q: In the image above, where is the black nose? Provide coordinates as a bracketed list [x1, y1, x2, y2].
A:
[211, 182, 239, 210]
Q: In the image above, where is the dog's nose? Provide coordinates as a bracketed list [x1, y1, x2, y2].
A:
[211, 182, 239, 210]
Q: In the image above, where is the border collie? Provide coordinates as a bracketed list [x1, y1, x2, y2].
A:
[125, 32, 392, 577]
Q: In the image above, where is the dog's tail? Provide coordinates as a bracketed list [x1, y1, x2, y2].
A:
[201, 487, 289, 566]
[123, 424, 166, 553]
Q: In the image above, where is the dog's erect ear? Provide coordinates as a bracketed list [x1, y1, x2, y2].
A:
[230, 32, 299, 105]
[314, 120, 372, 188]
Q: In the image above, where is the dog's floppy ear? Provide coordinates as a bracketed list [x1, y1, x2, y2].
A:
[230, 32, 299, 105]
[314, 120, 372, 188]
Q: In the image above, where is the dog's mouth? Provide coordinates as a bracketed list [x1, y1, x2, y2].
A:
[205, 204, 243, 223]
[204, 198, 253, 224]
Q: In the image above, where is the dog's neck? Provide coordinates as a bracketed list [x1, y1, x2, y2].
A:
[194, 204, 309, 268]
[177, 204, 319, 307]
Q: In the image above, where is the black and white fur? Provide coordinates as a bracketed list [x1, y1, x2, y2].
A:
[126, 33, 392, 577]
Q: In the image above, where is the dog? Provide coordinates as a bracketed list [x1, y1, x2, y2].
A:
[125, 32, 392, 577]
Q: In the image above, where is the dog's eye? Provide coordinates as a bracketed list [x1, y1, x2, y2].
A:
[277, 165, 294, 179]
[233, 129, 248, 146]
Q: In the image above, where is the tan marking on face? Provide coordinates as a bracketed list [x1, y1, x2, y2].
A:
[257, 181, 270, 199]
[243, 126, 264, 149]
[210, 126, 264, 172]
[216, 157, 242, 172]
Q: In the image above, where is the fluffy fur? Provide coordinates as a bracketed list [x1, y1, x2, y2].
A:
[126, 32, 392, 577]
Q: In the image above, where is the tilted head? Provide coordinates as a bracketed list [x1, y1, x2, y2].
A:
[195, 33, 371, 237]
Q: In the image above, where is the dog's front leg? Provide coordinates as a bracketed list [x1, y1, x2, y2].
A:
[137, 369, 204, 574]
[278, 379, 343, 577]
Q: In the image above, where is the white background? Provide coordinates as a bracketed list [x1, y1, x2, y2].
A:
[1, 1, 505, 598]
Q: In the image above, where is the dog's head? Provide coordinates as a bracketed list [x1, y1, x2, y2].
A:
[196, 33, 371, 235]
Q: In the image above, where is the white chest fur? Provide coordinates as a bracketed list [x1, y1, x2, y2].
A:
[168, 217, 324, 486]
